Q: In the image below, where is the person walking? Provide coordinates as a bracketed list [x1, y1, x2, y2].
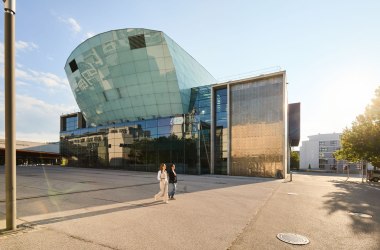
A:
[168, 163, 177, 200]
[154, 163, 169, 203]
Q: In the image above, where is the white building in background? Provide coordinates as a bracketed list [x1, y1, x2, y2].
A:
[300, 133, 342, 170]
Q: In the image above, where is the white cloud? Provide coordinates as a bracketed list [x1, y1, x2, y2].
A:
[16, 93, 74, 114]
[15, 68, 69, 89]
[85, 32, 95, 39]
[67, 18, 81, 33]
[16, 80, 30, 87]
[53, 12, 96, 41]
[0, 42, 3, 64]
[15, 40, 38, 51]
[0, 41, 38, 65]
[58, 16, 81, 33]
[0, 92, 77, 142]
[0, 37, 76, 142]
[0, 131, 60, 143]
[0, 42, 70, 90]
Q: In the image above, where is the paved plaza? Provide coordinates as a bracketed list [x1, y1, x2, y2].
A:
[0, 166, 379, 249]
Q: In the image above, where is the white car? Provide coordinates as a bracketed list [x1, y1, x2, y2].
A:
[369, 170, 380, 182]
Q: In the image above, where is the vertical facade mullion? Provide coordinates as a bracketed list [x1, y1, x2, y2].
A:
[227, 84, 231, 175]
[210, 87, 215, 174]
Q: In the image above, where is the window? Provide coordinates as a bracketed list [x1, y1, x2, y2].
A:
[69, 59, 78, 73]
[65, 116, 78, 131]
[128, 35, 146, 50]
[319, 147, 328, 152]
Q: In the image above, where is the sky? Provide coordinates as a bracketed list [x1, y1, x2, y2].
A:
[0, 0, 379, 145]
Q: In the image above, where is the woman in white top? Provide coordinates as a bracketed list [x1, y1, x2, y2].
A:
[154, 163, 169, 203]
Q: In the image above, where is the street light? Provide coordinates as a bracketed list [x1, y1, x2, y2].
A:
[4, 0, 17, 231]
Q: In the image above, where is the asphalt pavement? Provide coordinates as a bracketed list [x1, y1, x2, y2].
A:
[0, 166, 379, 249]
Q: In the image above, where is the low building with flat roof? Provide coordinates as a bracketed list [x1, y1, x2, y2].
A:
[0, 139, 60, 165]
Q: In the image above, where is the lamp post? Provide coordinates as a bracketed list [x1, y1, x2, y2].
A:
[361, 161, 364, 183]
[4, 0, 16, 231]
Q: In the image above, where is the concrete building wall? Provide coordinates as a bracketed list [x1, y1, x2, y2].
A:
[300, 139, 319, 169]
[300, 133, 341, 170]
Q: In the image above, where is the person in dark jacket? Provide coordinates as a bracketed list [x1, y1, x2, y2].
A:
[168, 163, 177, 200]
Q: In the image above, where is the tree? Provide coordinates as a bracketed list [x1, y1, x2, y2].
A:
[335, 86, 380, 167]
[290, 151, 299, 170]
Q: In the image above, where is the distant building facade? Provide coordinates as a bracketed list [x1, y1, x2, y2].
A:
[300, 133, 341, 170]
[60, 28, 300, 178]
[300, 133, 360, 171]
[0, 139, 60, 165]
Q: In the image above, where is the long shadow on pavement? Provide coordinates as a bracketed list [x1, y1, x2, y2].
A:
[20, 200, 164, 227]
[0, 165, 277, 227]
[323, 180, 380, 244]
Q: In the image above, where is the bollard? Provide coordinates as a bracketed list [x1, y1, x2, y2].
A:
[290, 171, 293, 182]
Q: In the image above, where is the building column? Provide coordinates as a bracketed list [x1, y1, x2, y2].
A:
[210, 87, 215, 174]
[227, 84, 231, 175]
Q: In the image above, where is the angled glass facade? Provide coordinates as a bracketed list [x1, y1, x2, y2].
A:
[65, 28, 215, 127]
[61, 28, 293, 178]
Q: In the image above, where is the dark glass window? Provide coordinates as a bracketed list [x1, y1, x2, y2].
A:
[158, 117, 172, 127]
[69, 59, 78, 73]
[214, 88, 228, 175]
[198, 99, 211, 108]
[144, 126, 157, 135]
[135, 121, 146, 129]
[157, 126, 171, 135]
[65, 116, 78, 131]
[319, 147, 328, 152]
[217, 94, 227, 104]
[128, 35, 146, 50]
[146, 119, 157, 128]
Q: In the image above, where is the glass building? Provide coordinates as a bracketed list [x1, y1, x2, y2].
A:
[61, 28, 300, 178]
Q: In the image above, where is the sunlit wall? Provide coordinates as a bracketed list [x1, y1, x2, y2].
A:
[229, 73, 287, 177]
